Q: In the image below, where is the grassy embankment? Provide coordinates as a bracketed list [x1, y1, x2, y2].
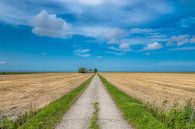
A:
[88, 102, 99, 129]
[99, 74, 195, 129]
[0, 75, 94, 129]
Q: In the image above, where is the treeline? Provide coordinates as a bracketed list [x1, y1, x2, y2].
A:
[78, 67, 98, 73]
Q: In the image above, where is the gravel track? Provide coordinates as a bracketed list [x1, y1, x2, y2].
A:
[55, 75, 131, 129]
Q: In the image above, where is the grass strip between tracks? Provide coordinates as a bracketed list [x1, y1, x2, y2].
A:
[99, 74, 168, 129]
[0, 75, 94, 129]
[89, 102, 99, 129]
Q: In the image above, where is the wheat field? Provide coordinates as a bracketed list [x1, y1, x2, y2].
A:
[101, 72, 195, 110]
[0, 73, 92, 119]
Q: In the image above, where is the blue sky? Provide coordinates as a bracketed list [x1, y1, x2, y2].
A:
[0, 0, 195, 72]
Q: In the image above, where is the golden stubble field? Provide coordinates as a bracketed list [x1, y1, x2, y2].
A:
[0, 73, 92, 119]
[101, 72, 195, 109]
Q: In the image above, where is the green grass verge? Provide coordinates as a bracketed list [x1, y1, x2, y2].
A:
[0, 75, 94, 129]
[150, 99, 195, 129]
[99, 74, 168, 129]
[89, 102, 99, 129]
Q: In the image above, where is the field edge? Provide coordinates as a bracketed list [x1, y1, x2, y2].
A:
[99, 74, 168, 129]
[1, 75, 94, 129]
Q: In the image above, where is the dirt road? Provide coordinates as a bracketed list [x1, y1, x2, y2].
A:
[55, 75, 131, 129]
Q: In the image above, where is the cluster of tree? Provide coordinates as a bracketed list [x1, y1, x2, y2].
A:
[78, 67, 98, 73]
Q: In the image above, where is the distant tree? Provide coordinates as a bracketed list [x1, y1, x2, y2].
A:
[79, 67, 98, 73]
[94, 68, 98, 73]
[79, 67, 87, 73]
[89, 69, 93, 72]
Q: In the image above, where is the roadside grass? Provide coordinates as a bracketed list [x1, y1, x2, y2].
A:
[0, 75, 94, 129]
[89, 102, 99, 129]
[99, 74, 195, 129]
[148, 99, 195, 129]
[99, 74, 168, 129]
[0, 107, 37, 129]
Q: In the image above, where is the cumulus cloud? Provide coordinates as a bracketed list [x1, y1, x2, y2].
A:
[106, 28, 168, 50]
[0, 0, 173, 28]
[119, 43, 129, 49]
[74, 26, 125, 41]
[73, 49, 90, 57]
[31, 10, 71, 38]
[0, 0, 174, 43]
[109, 43, 130, 52]
[143, 42, 163, 51]
[168, 35, 195, 46]
[56, 0, 173, 26]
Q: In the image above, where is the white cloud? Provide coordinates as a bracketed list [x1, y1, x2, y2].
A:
[74, 26, 125, 41]
[106, 51, 125, 56]
[0, 0, 173, 28]
[0, 2, 31, 25]
[107, 28, 168, 48]
[119, 43, 129, 49]
[109, 44, 130, 52]
[73, 49, 90, 57]
[0, 60, 6, 64]
[58, 0, 173, 26]
[169, 35, 190, 46]
[57, 0, 104, 7]
[128, 28, 153, 34]
[31, 10, 71, 38]
[143, 42, 162, 51]
[76, 0, 104, 6]
[168, 35, 195, 46]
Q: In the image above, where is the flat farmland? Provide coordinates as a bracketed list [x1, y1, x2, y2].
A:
[0, 73, 92, 119]
[101, 73, 195, 109]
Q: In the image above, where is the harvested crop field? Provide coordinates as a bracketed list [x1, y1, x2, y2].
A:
[0, 73, 92, 119]
[101, 73, 195, 109]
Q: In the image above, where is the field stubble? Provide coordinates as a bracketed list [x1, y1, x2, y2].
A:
[101, 73, 195, 109]
[0, 73, 92, 119]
